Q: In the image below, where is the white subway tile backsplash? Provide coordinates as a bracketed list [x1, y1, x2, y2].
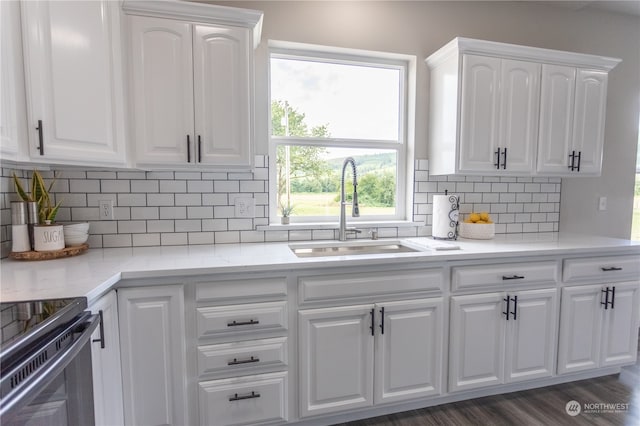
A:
[70, 179, 100, 193]
[160, 207, 187, 220]
[0, 157, 562, 257]
[118, 221, 147, 234]
[147, 193, 175, 206]
[161, 233, 188, 246]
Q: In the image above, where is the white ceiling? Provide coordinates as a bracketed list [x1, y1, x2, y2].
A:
[546, 1, 640, 17]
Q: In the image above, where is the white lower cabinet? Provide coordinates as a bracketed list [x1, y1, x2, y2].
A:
[89, 290, 124, 426]
[118, 286, 188, 426]
[558, 281, 640, 374]
[299, 298, 443, 418]
[199, 372, 288, 426]
[449, 288, 558, 392]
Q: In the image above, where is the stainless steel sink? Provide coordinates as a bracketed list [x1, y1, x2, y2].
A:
[289, 240, 421, 258]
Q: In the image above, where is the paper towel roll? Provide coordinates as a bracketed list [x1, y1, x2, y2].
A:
[432, 194, 459, 240]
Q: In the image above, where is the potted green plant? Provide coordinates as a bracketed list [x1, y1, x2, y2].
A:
[13, 170, 62, 224]
[280, 204, 294, 225]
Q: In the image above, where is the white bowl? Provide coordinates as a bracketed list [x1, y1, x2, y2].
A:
[64, 233, 89, 247]
[459, 222, 495, 240]
[63, 222, 90, 233]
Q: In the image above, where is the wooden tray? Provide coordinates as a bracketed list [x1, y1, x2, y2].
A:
[10, 244, 89, 261]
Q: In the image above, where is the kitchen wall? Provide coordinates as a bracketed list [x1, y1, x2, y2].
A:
[0, 161, 561, 258]
[209, 0, 640, 239]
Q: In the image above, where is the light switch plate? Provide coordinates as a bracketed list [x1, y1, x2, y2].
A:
[235, 197, 255, 218]
[598, 196, 607, 211]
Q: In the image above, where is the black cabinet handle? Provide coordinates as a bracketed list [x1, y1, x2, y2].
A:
[379, 307, 385, 335]
[494, 148, 501, 170]
[568, 151, 575, 171]
[229, 391, 260, 402]
[502, 148, 507, 170]
[502, 275, 525, 280]
[576, 151, 581, 172]
[36, 119, 44, 155]
[503, 296, 511, 320]
[187, 135, 191, 163]
[370, 308, 375, 336]
[227, 319, 259, 327]
[198, 135, 202, 163]
[228, 356, 260, 366]
[601, 267, 622, 272]
[610, 286, 615, 310]
[601, 287, 610, 310]
[91, 310, 105, 349]
[510, 295, 518, 320]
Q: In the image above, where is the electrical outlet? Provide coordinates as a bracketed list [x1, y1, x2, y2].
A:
[234, 197, 255, 218]
[99, 200, 114, 220]
[598, 196, 607, 211]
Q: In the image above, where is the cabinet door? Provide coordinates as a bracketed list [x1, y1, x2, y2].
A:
[536, 64, 576, 174]
[458, 55, 501, 173]
[601, 281, 639, 367]
[130, 16, 194, 166]
[498, 59, 539, 173]
[449, 293, 505, 392]
[21, 0, 126, 166]
[374, 298, 443, 404]
[193, 25, 252, 167]
[118, 286, 188, 426]
[298, 305, 374, 418]
[557, 284, 603, 374]
[0, 0, 28, 162]
[89, 291, 124, 426]
[505, 289, 557, 383]
[571, 69, 608, 175]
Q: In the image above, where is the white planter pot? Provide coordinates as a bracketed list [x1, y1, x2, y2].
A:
[34, 224, 65, 251]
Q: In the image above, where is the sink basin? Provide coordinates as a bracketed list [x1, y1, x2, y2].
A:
[289, 240, 421, 258]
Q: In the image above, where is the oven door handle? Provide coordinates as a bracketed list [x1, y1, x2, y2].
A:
[0, 312, 100, 421]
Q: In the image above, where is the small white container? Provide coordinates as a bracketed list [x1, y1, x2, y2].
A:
[11, 224, 31, 252]
[34, 223, 65, 251]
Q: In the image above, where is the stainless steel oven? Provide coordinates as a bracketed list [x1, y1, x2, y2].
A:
[0, 298, 101, 426]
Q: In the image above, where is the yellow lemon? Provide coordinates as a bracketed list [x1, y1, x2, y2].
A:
[468, 213, 480, 223]
[480, 212, 490, 221]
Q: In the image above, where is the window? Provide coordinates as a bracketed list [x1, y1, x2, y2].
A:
[268, 42, 414, 224]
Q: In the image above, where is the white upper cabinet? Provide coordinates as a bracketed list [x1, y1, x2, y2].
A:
[458, 55, 539, 174]
[426, 37, 620, 176]
[537, 66, 608, 175]
[124, 0, 262, 170]
[0, 0, 28, 163]
[129, 17, 194, 165]
[20, 0, 127, 167]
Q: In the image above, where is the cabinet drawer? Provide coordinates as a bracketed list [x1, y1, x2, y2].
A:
[195, 277, 287, 303]
[197, 301, 287, 340]
[452, 261, 558, 292]
[198, 337, 288, 377]
[299, 268, 444, 303]
[199, 372, 288, 426]
[563, 255, 640, 283]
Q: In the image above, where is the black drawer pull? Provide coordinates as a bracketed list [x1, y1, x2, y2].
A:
[36, 119, 44, 155]
[227, 319, 259, 327]
[228, 356, 260, 366]
[502, 275, 525, 280]
[229, 391, 260, 402]
[601, 267, 622, 272]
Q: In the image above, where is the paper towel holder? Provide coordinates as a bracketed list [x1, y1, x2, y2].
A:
[432, 190, 459, 240]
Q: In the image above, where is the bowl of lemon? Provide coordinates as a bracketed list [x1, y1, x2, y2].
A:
[459, 212, 495, 239]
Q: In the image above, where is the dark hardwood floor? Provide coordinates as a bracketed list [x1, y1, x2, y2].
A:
[339, 338, 640, 426]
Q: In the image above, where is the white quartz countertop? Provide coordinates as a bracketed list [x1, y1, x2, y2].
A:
[1, 232, 639, 304]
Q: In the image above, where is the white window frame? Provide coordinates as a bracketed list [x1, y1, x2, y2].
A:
[267, 40, 416, 225]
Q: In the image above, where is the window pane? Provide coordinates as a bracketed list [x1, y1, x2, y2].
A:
[271, 57, 401, 141]
[276, 146, 397, 218]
